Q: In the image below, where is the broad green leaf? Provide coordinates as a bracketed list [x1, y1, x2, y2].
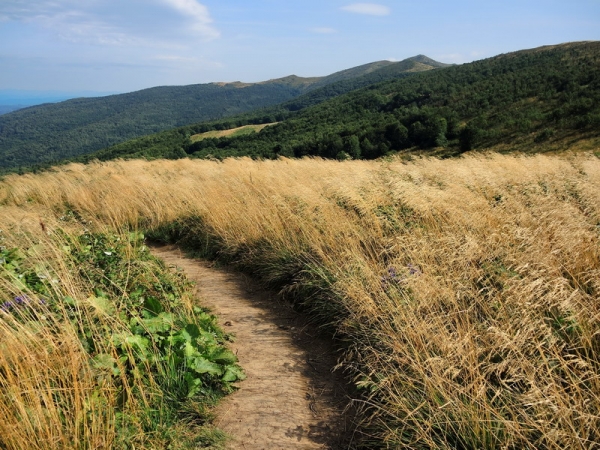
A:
[191, 357, 223, 376]
[184, 341, 198, 359]
[128, 231, 144, 243]
[181, 324, 201, 342]
[199, 329, 218, 345]
[142, 313, 174, 333]
[125, 334, 150, 351]
[210, 348, 237, 365]
[222, 366, 246, 382]
[92, 354, 120, 376]
[184, 372, 203, 398]
[143, 296, 163, 316]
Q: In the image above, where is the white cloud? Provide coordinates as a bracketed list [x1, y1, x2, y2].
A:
[310, 27, 337, 34]
[0, 0, 219, 46]
[341, 3, 391, 16]
[159, 0, 219, 39]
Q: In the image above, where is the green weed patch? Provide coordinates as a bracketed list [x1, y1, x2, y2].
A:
[0, 229, 243, 449]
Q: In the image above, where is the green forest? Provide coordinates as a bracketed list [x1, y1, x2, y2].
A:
[0, 56, 445, 170]
[80, 42, 600, 165]
[0, 82, 305, 169]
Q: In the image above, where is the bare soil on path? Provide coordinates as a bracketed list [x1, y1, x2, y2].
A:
[151, 245, 354, 449]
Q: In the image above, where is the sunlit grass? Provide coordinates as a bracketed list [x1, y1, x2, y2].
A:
[0, 213, 234, 449]
[1, 151, 599, 448]
[190, 123, 276, 143]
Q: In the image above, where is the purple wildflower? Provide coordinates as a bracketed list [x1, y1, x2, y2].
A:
[407, 263, 422, 276]
[0, 295, 46, 314]
[381, 263, 422, 289]
[14, 295, 31, 306]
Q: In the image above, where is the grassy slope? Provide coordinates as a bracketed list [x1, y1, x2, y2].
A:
[2, 153, 599, 448]
[190, 123, 275, 142]
[76, 41, 600, 165]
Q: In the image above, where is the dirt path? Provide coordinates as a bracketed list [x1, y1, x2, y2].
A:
[151, 246, 352, 449]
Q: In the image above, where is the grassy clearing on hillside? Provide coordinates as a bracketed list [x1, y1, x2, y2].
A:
[1, 153, 599, 448]
[190, 123, 275, 143]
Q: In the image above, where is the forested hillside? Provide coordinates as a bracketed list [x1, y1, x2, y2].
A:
[0, 82, 305, 168]
[82, 41, 600, 164]
[0, 56, 445, 170]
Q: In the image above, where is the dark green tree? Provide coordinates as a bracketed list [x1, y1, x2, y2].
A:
[344, 135, 361, 159]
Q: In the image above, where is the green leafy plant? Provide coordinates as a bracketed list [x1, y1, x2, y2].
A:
[0, 229, 243, 448]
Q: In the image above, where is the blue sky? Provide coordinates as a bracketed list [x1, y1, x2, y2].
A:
[0, 0, 598, 95]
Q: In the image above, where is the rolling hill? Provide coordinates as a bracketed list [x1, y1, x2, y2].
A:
[0, 56, 446, 169]
[79, 41, 600, 164]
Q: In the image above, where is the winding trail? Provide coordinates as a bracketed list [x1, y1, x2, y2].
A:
[151, 246, 352, 449]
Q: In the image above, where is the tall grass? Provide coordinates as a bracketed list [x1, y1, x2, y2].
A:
[0, 212, 234, 449]
[1, 152, 599, 448]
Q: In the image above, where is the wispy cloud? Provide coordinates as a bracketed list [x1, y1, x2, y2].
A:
[0, 0, 219, 45]
[341, 3, 391, 16]
[49, 11, 146, 46]
[0, 1, 100, 24]
[310, 27, 337, 34]
[159, 0, 219, 39]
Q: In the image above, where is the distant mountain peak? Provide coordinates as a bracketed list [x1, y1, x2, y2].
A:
[258, 75, 322, 87]
[406, 54, 452, 67]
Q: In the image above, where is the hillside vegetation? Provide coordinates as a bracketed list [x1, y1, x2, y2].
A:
[190, 123, 275, 142]
[1, 153, 599, 448]
[0, 218, 243, 448]
[0, 82, 303, 169]
[81, 41, 600, 164]
[0, 56, 445, 170]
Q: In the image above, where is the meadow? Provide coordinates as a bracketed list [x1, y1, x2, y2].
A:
[1, 152, 599, 448]
[190, 123, 276, 143]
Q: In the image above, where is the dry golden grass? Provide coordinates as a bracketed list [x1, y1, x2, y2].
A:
[1, 152, 599, 448]
[190, 123, 276, 143]
[0, 216, 116, 449]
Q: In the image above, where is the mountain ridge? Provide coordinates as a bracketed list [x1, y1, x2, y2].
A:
[77, 41, 600, 165]
[0, 55, 447, 169]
